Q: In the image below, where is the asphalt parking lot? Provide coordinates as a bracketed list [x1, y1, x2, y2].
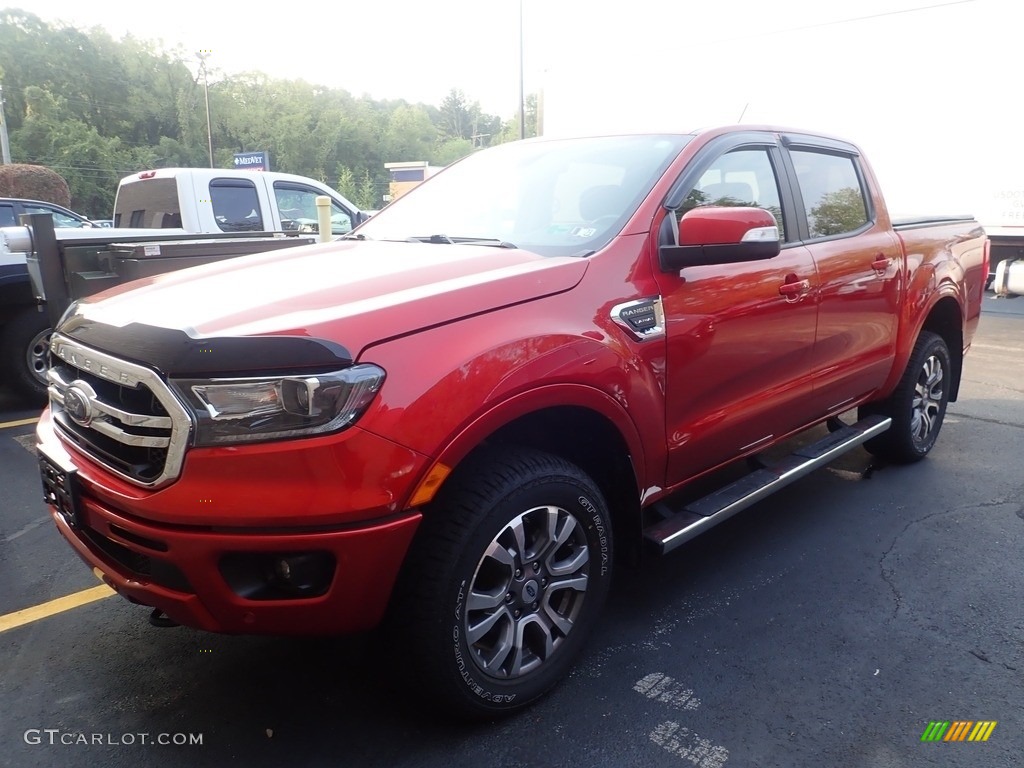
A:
[0, 296, 1021, 768]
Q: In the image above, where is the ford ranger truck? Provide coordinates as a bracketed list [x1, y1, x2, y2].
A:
[36, 126, 989, 719]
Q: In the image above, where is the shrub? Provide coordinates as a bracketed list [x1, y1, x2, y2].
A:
[0, 164, 71, 205]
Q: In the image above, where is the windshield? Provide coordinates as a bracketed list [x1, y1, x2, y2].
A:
[356, 134, 691, 257]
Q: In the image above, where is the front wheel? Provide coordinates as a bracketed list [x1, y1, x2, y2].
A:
[860, 331, 952, 463]
[391, 447, 613, 720]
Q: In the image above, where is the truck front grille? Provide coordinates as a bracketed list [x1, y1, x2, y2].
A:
[47, 334, 192, 488]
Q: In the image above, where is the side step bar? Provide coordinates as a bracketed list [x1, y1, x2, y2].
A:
[644, 415, 891, 555]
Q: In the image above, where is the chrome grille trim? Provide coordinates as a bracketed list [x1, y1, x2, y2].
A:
[48, 367, 174, 429]
[47, 334, 193, 488]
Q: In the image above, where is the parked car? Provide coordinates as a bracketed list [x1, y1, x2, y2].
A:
[0, 198, 97, 229]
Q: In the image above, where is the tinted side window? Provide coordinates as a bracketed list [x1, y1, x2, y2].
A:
[790, 150, 868, 238]
[0, 204, 16, 227]
[680, 147, 786, 240]
[273, 183, 352, 234]
[211, 180, 263, 232]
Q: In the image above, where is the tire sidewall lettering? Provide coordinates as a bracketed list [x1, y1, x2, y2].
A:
[452, 579, 516, 704]
[579, 494, 610, 576]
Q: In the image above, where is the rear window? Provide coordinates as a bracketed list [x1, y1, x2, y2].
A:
[113, 178, 183, 228]
[210, 179, 264, 232]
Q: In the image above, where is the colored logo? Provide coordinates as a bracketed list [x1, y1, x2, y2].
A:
[921, 721, 997, 742]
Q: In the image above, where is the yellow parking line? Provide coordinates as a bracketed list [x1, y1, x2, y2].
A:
[0, 585, 114, 634]
[0, 417, 39, 430]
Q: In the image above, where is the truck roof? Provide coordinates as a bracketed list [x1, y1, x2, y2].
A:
[120, 168, 341, 186]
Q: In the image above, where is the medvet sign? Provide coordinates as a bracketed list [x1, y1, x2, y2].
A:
[233, 151, 270, 171]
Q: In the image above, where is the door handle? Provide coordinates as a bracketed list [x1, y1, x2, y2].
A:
[871, 255, 891, 272]
[778, 279, 810, 300]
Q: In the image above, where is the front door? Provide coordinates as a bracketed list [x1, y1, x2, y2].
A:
[655, 142, 819, 485]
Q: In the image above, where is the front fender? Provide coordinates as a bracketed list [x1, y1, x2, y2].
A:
[358, 313, 666, 508]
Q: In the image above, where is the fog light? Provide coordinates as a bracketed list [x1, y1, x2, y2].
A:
[220, 551, 336, 600]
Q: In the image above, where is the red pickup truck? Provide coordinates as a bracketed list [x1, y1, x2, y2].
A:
[36, 126, 988, 719]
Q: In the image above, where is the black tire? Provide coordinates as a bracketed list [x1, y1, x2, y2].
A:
[0, 308, 51, 404]
[390, 446, 613, 720]
[859, 331, 952, 463]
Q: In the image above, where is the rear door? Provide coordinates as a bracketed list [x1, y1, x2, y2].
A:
[780, 134, 902, 417]
[655, 132, 820, 483]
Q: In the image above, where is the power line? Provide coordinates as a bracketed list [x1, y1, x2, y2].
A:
[723, 0, 976, 40]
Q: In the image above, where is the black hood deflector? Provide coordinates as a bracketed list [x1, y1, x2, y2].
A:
[59, 315, 353, 377]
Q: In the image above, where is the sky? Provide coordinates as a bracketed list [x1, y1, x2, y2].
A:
[17, 0, 1024, 223]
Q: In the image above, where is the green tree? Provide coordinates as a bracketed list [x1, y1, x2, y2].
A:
[335, 166, 359, 202]
[0, 11, 510, 212]
[383, 104, 438, 162]
[356, 169, 380, 210]
[430, 138, 474, 167]
[495, 93, 540, 144]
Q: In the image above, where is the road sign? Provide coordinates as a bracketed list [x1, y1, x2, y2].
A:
[233, 151, 270, 171]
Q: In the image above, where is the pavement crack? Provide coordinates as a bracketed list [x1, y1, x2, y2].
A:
[879, 497, 1016, 619]
[879, 513, 944, 618]
[969, 649, 991, 663]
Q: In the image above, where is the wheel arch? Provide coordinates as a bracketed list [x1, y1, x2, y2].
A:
[411, 389, 646, 567]
[0, 272, 36, 327]
[919, 295, 963, 402]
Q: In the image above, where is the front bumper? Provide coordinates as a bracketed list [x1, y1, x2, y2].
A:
[38, 410, 424, 635]
[50, 496, 420, 634]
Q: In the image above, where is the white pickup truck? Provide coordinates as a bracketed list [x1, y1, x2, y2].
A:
[113, 168, 367, 235]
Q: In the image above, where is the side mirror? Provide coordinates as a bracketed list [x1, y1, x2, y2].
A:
[659, 206, 780, 272]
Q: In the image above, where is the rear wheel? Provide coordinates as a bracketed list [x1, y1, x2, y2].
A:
[860, 331, 951, 463]
[0, 308, 51, 404]
[391, 446, 613, 720]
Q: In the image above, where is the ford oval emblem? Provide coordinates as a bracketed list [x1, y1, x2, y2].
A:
[64, 385, 94, 427]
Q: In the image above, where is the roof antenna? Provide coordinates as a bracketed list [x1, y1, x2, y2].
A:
[737, 103, 749, 123]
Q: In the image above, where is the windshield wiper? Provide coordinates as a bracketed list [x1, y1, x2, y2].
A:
[340, 232, 370, 240]
[406, 234, 517, 248]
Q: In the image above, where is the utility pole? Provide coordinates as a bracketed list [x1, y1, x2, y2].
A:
[196, 52, 213, 168]
[0, 83, 12, 164]
[518, 0, 526, 140]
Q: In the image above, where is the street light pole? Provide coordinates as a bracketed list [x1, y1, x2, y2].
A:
[197, 51, 213, 168]
[518, 0, 525, 140]
[0, 83, 12, 164]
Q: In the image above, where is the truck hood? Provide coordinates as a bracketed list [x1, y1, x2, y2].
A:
[64, 239, 588, 364]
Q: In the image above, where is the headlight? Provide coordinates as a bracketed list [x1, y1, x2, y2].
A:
[170, 364, 385, 446]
